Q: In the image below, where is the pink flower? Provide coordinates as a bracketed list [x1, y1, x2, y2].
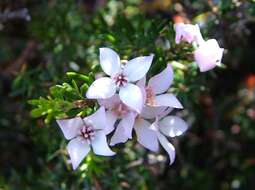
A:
[98, 95, 137, 146]
[86, 48, 153, 113]
[194, 39, 224, 72]
[175, 23, 204, 45]
[134, 114, 188, 164]
[137, 64, 183, 119]
[56, 107, 115, 170]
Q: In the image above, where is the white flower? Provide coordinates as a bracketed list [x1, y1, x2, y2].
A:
[98, 95, 137, 146]
[137, 65, 183, 119]
[56, 107, 115, 170]
[194, 39, 224, 72]
[175, 23, 204, 45]
[86, 48, 153, 113]
[134, 115, 188, 164]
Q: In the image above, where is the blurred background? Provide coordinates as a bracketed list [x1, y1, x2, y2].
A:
[0, 0, 255, 189]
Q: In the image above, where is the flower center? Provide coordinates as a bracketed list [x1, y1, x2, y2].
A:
[112, 102, 130, 118]
[113, 73, 128, 87]
[80, 125, 95, 142]
[145, 86, 156, 106]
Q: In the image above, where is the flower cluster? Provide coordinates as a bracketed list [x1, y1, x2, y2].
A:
[56, 23, 224, 170]
[175, 23, 224, 72]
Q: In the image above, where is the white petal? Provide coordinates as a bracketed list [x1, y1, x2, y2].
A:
[136, 76, 146, 87]
[175, 23, 204, 45]
[141, 106, 167, 119]
[97, 94, 120, 109]
[123, 55, 153, 82]
[148, 65, 173, 94]
[134, 118, 159, 152]
[86, 77, 116, 99]
[194, 39, 224, 72]
[158, 107, 173, 120]
[159, 116, 188, 137]
[157, 132, 176, 165]
[104, 110, 117, 135]
[122, 112, 136, 138]
[154, 94, 183, 109]
[119, 83, 143, 113]
[99, 47, 121, 76]
[91, 131, 115, 156]
[83, 107, 106, 130]
[67, 138, 91, 170]
[110, 122, 129, 146]
[110, 112, 136, 145]
[56, 117, 83, 140]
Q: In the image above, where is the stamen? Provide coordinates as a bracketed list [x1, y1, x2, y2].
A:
[113, 73, 128, 87]
[146, 87, 156, 106]
[80, 124, 95, 141]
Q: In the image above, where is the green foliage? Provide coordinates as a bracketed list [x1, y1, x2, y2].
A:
[28, 72, 95, 123]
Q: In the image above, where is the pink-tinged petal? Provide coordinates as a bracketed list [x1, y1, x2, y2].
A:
[141, 105, 167, 119]
[175, 23, 204, 45]
[194, 39, 224, 72]
[99, 47, 121, 76]
[136, 77, 146, 87]
[137, 84, 146, 105]
[56, 117, 83, 140]
[119, 83, 143, 113]
[97, 94, 120, 109]
[121, 112, 136, 139]
[194, 24, 204, 45]
[158, 107, 173, 119]
[104, 110, 117, 135]
[110, 122, 129, 146]
[157, 132, 176, 165]
[86, 77, 116, 99]
[67, 138, 91, 170]
[159, 116, 188, 137]
[148, 65, 174, 94]
[91, 131, 115, 156]
[110, 112, 136, 145]
[83, 107, 106, 130]
[154, 94, 183, 109]
[174, 23, 184, 44]
[134, 118, 159, 152]
[123, 55, 153, 82]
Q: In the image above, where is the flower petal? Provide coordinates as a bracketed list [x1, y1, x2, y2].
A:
[56, 117, 83, 140]
[104, 110, 117, 135]
[158, 107, 173, 119]
[91, 131, 115, 156]
[122, 112, 136, 138]
[175, 23, 204, 45]
[83, 107, 106, 130]
[99, 47, 121, 76]
[67, 138, 91, 170]
[110, 122, 129, 146]
[194, 39, 224, 72]
[159, 116, 188, 137]
[154, 94, 183, 109]
[119, 83, 143, 113]
[110, 112, 136, 145]
[136, 76, 146, 87]
[123, 55, 153, 82]
[148, 65, 174, 94]
[157, 132, 176, 165]
[86, 77, 116, 99]
[134, 118, 159, 152]
[141, 105, 168, 119]
[97, 94, 120, 109]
